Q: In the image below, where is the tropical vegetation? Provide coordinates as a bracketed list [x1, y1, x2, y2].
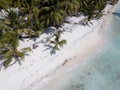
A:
[0, 0, 118, 68]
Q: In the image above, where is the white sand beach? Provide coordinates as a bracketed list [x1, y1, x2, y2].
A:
[0, 4, 114, 90]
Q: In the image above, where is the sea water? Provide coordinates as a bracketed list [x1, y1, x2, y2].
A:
[39, 2, 120, 90]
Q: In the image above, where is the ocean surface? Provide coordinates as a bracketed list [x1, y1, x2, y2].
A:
[39, 2, 120, 90]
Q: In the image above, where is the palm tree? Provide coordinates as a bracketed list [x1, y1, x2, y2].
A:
[0, 9, 31, 68]
[0, 28, 24, 68]
[60, 0, 80, 16]
[49, 30, 67, 52]
[38, 0, 65, 27]
[32, 7, 44, 34]
[0, 0, 9, 9]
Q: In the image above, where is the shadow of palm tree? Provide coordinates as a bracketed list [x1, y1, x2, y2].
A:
[44, 44, 56, 55]
[44, 27, 56, 35]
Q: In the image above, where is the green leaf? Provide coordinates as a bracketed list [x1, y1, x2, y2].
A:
[3, 57, 12, 68]
[58, 39, 67, 47]
[50, 41, 56, 44]
[53, 44, 59, 50]
[21, 47, 32, 52]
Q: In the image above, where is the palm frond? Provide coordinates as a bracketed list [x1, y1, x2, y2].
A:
[58, 39, 67, 47]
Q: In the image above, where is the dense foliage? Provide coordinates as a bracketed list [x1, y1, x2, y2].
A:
[0, 0, 118, 68]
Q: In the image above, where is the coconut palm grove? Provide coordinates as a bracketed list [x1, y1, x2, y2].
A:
[0, 0, 118, 68]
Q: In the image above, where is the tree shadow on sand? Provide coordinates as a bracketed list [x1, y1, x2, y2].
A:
[44, 44, 56, 55]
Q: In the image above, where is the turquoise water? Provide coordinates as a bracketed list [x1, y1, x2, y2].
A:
[40, 2, 120, 90]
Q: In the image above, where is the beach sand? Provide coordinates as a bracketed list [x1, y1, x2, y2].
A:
[32, 5, 114, 90]
[0, 4, 114, 90]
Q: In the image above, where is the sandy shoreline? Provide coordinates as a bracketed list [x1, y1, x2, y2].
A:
[0, 4, 115, 90]
[32, 5, 115, 90]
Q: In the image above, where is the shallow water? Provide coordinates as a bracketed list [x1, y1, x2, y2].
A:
[39, 2, 120, 90]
